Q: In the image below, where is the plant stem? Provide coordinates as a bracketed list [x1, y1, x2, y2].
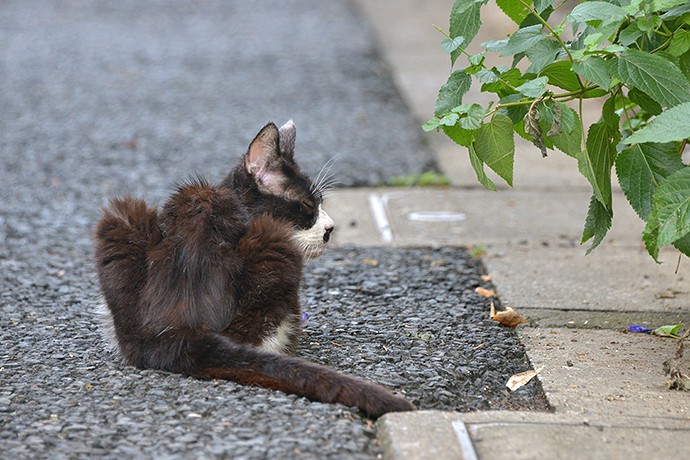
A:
[517, 0, 587, 92]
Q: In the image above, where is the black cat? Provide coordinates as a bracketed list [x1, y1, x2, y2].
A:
[94, 121, 414, 418]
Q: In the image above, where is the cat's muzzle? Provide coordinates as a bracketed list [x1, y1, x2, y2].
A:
[295, 206, 335, 259]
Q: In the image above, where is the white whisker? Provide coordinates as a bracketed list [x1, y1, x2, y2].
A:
[311, 154, 341, 195]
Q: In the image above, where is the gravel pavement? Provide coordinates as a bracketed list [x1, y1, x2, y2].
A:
[1, 0, 548, 458]
[1, 0, 434, 190]
[1, 246, 549, 459]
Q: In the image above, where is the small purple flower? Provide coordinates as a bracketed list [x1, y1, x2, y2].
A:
[301, 312, 309, 325]
[628, 325, 651, 333]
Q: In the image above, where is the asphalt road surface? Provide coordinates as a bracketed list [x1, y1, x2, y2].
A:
[1, 0, 548, 458]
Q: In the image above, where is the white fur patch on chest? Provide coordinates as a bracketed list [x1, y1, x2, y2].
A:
[258, 317, 297, 355]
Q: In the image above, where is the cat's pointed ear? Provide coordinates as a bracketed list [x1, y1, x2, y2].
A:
[278, 119, 296, 158]
[245, 122, 281, 175]
[244, 123, 286, 195]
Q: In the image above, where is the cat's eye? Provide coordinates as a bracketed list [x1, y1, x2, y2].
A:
[300, 200, 315, 212]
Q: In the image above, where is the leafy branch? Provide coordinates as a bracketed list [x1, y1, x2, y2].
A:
[426, 0, 690, 261]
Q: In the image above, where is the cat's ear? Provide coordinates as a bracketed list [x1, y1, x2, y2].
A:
[245, 123, 285, 194]
[245, 123, 280, 175]
[278, 119, 296, 158]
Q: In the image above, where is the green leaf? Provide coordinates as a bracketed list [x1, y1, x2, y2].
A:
[441, 36, 465, 54]
[481, 68, 525, 96]
[515, 76, 548, 97]
[468, 144, 497, 191]
[579, 122, 616, 209]
[474, 114, 515, 186]
[644, 205, 663, 260]
[618, 23, 643, 46]
[581, 194, 613, 254]
[627, 88, 662, 116]
[496, 0, 531, 24]
[636, 15, 662, 34]
[652, 323, 683, 338]
[440, 113, 460, 126]
[618, 49, 690, 108]
[499, 94, 529, 124]
[422, 117, 441, 132]
[673, 233, 690, 257]
[643, 167, 690, 258]
[468, 52, 485, 66]
[623, 101, 690, 144]
[601, 96, 620, 131]
[443, 124, 476, 147]
[482, 39, 508, 52]
[435, 70, 472, 116]
[449, 0, 485, 64]
[533, 0, 551, 15]
[573, 56, 613, 90]
[681, 50, 690, 82]
[567, 2, 629, 25]
[615, 143, 685, 220]
[525, 39, 561, 73]
[668, 29, 690, 57]
[539, 60, 581, 91]
[661, 3, 690, 19]
[459, 103, 486, 130]
[475, 68, 499, 83]
[501, 24, 546, 56]
[650, 0, 689, 13]
[550, 107, 583, 158]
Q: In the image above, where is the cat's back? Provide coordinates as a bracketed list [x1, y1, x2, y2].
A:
[158, 178, 250, 247]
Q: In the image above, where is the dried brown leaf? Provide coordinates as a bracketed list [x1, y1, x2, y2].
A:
[361, 258, 379, 266]
[475, 287, 496, 298]
[525, 100, 547, 157]
[506, 366, 544, 391]
[547, 101, 562, 137]
[490, 301, 528, 327]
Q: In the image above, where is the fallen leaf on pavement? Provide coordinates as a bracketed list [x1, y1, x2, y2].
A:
[506, 367, 544, 391]
[652, 323, 683, 338]
[475, 286, 496, 297]
[361, 258, 379, 266]
[481, 274, 492, 282]
[490, 301, 528, 327]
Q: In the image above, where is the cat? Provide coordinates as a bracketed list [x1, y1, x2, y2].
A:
[94, 120, 414, 418]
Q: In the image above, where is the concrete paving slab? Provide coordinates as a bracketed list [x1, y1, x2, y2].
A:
[521, 328, 690, 418]
[330, 188, 645, 248]
[379, 410, 690, 460]
[489, 245, 689, 313]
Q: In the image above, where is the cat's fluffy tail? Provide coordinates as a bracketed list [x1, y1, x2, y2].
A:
[147, 329, 415, 419]
[94, 197, 162, 351]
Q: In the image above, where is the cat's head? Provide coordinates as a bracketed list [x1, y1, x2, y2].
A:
[234, 120, 335, 259]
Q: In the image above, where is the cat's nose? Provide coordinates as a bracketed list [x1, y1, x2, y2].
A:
[323, 225, 334, 243]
